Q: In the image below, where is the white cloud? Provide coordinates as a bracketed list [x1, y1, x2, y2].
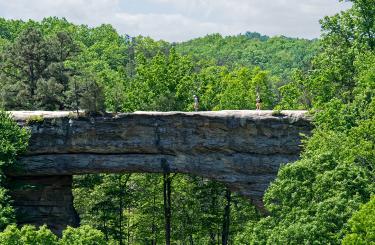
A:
[114, 12, 234, 41]
[143, 0, 351, 39]
[0, 0, 351, 42]
[0, 0, 119, 26]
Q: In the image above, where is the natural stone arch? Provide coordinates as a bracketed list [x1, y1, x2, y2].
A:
[6, 110, 312, 234]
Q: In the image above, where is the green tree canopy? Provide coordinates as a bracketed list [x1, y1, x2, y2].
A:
[343, 195, 375, 244]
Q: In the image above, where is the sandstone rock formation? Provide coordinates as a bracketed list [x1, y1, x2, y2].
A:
[7, 176, 79, 236]
[6, 110, 312, 234]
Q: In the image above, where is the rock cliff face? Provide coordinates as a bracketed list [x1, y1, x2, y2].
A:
[7, 175, 79, 236]
[7, 110, 312, 234]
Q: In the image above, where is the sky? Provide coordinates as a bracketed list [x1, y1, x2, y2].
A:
[0, 0, 351, 42]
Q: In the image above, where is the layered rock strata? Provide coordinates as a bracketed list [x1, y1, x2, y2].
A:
[6, 110, 312, 234]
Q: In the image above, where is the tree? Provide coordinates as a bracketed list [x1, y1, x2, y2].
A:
[35, 78, 65, 110]
[221, 188, 231, 245]
[60, 225, 106, 245]
[73, 174, 133, 244]
[280, 0, 375, 108]
[277, 69, 312, 109]
[176, 33, 318, 85]
[0, 111, 30, 231]
[64, 76, 82, 114]
[126, 48, 195, 112]
[342, 195, 375, 244]
[163, 172, 172, 245]
[0, 17, 271, 244]
[129, 174, 164, 244]
[0, 111, 30, 229]
[103, 72, 127, 113]
[244, 37, 375, 245]
[0, 27, 47, 109]
[0, 111, 29, 169]
[0, 27, 79, 110]
[214, 67, 274, 110]
[241, 1, 375, 243]
[65, 71, 105, 115]
[0, 225, 58, 245]
[79, 75, 105, 115]
[0, 224, 106, 245]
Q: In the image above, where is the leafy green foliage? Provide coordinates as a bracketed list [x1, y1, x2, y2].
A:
[343, 195, 375, 244]
[0, 225, 105, 245]
[0, 111, 30, 229]
[73, 174, 135, 243]
[0, 111, 29, 168]
[73, 173, 258, 244]
[0, 27, 79, 110]
[0, 1, 373, 243]
[0, 188, 15, 230]
[60, 225, 106, 245]
[212, 67, 275, 110]
[124, 48, 195, 111]
[176, 33, 318, 82]
[279, 0, 375, 109]
[0, 225, 58, 245]
[240, 99, 374, 243]
[239, 1, 375, 243]
[0, 17, 313, 112]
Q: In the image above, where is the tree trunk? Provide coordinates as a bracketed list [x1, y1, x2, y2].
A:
[209, 232, 216, 245]
[221, 189, 231, 245]
[189, 233, 194, 245]
[118, 174, 131, 245]
[163, 172, 172, 245]
[152, 183, 157, 245]
[127, 206, 131, 245]
[118, 175, 124, 245]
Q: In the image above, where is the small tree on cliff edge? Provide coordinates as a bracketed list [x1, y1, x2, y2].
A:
[80, 76, 105, 115]
[65, 74, 105, 115]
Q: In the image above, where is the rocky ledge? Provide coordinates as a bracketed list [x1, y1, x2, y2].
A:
[6, 110, 312, 234]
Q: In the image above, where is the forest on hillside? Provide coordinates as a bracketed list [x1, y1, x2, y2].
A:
[0, 0, 374, 244]
[0, 16, 319, 112]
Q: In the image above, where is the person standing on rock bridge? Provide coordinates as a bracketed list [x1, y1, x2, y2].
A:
[194, 95, 199, 112]
[256, 93, 262, 110]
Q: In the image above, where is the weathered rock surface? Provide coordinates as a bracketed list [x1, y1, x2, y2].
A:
[7, 175, 79, 236]
[6, 110, 312, 233]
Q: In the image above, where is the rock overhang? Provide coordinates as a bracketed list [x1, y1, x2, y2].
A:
[6, 110, 313, 233]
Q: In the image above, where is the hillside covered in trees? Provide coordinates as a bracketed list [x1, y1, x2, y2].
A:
[0, 0, 374, 244]
[176, 32, 319, 82]
[0, 16, 318, 113]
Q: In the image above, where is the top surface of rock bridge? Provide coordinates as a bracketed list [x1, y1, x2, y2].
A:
[8, 110, 312, 203]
